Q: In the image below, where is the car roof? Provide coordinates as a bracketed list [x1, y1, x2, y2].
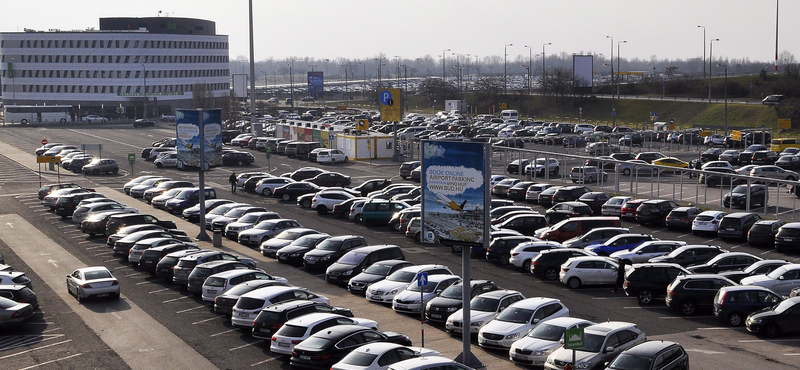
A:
[387, 356, 459, 370]
[584, 321, 637, 335]
[240, 286, 299, 299]
[207, 269, 261, 279]
[723, 213, 756, 219]
[622, 341, 681, 356]
[508, 297, 561, 309]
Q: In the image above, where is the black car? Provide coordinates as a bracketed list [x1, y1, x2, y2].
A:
[221, 151, 255, 166]
[251, 299, 354, 339]
[624, 263, 690, 305]
[506, 159, 531, 175]
[774, 222, 800, 252]
[181, 199, 234, 222]
[347, 260, 415, 295]
[273, 233, 330, 263]
[133, 119, 156, 127]
[738, 145, 769, 165]
[745, 296, 800, 338]
[302, 235, 367, 271]
[664, 206, 702, 230]
[551, 186, 591, 203]
[636, 199, 679, 226]
[718, 212, 763, 241]
[714, 285, 784, 327]
[606, 341, 690, 370]
[648, 245, 728, 267]
[751, 150, 779, 165]
[290, 167, 327, 181]
[530, 248, 594, 280]
[544, 202, 593, 225]
[332, 197, 366, 218]
[325, 245, 405, 286]
[483, 236, 538, 264]
[352, 179, 392, 197]
[746, 220, 784, 247]
[273, 182, 322, 201]
[701, 148, 725, 162]
[308, 172, 352, 187]
[242, 175, 270, 192]
[576, 192, 610, 215]
[289, 325, 412, 370]
[686, 252, 762, 274]
[493, 138, 525, 148]
[138, 243, 199, 273]
[665, 274, 737, 315]
[496, 214, 547, 237]
[0, 284, 39, 310]
[718, 259, 791, 283]
[425, 280, 497, 322]
[634, 152, 666, 164]
[506, 181, 537, 201]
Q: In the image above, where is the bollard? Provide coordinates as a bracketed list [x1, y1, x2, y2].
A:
[212, 230, 222, 248]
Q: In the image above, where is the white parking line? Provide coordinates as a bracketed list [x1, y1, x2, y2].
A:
[0, 340, 72, 360]
[649, 228, 668, 233]
[675, 233, 692, 238]
[685, 348, 725, 355]
[623, 306, 669, 309]
[760, 250, 773, 255]
[77, 241, 91, 244]
[137, 279, 162, 285]
[193, 317, 218, 325]
[85, 246, 104, 250]
[250, 357, 281, 367]
[176, 306, 206, 314]
[785, 353, 800, 356]
[738, 338, 800, 343]
[696, 327, 744, 331]
[229, 341, 263, 351]
[658, 316, 715, 319]
[210, 329, 238, 337]
[149, 288, 172, 294]
[163, 296, 190, 303]
[103, 258, 119, 263]
[94, 251, 114, 256]
[57, 225, 74, 229]
[591, 297, 635, 300]
[17, 353, 83, 370]
[124, 272, 145, 277]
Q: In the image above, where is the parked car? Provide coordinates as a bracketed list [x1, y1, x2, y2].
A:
[569, 166, 608, 183]
[478, 297, 569, 350]
[687, 252, 762, 274]
[718, 212, 763, 241]
[562, 227, 630, 249]
[648, 245, 728, 267]
[508, 316, 595, 367]
[600, 196, 634, 217]
[745, 296, 800, 338]
[665, 206, 702, 230]
[713, 285, 783, 326]
[560, 256, 619, 289]
[65, 266, 120, 302]
[544, 202, 593, 225]
[530, 248, 596, 280]
[624, 262, 691, 305]
[636, 200, 679, 226]
[544, 321, 647, 370]
[605, 341, 689, 370]
[691, 210, 727, 235]
[610, 241, 686, 265]
[741, 264, 800, 296]
[719, 259, 791, 283]
[82, 158, 119, 175]
[584, 234, 657, 256]
[290, 325, 412, 370]
[665, 274, 737, 315]
[0, 296, 35, 330]
[425, 280, 497, 322]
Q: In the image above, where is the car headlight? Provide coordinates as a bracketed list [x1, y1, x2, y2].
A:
[471, 321, 483, 327]
[505, 332, 521, 340]
[389, 289, 399, 295]
[546, 357, 555, 365]
[533, 349, 552, 356]
[576, 361, 592, 369]
[750, 318, 762, 324]
[342, 270, 353, 276]
[321, 255, 331, 260]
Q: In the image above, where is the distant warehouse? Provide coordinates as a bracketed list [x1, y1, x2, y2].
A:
[0, 17, 230, 119]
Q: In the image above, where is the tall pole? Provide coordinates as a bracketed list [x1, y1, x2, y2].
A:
[504, 43, 513, 95]
[607, 36, 614, 125]
[289, 60, 295, 110]
[617, 40, 627, 98]
[524, 45, 532, 93]
[542, 42, 551, 93]
[442, 48, 450, 81]
[719, 64, 728, 135]
[142, 64, 147, 119]
[697, 25, 706, 82]
[248, 0, 256, 133]
[360, 62, 366, 99]
[709, 39, 719, 102]
[522, 65, 530, 117]
[394, 56, 401, 88]
[775, 0, 780, 72]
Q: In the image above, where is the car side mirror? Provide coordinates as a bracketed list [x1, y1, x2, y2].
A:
[533, 318, 540, 324]
[66, 275, 71, 278]
[559, 339, 565, 344]
[779, 276, 785, 280]
[605, 346, 615, 353]
[636, 251, 643, 255]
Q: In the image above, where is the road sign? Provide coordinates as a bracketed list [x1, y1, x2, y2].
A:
[41, 139, 48, 145]
[731, 130, 742, 141]
[779, 118, 792, 129]
[36, 156, 61, 164]
[82, 144, 103, 151]
[127, 153, 136, 162]
[416, 272, 429, 287]
[356, 119, 369, 130]
[380, 89, 402, 122]
[564, 327, 585, 350]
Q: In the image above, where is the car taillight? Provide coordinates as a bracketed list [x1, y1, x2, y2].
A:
[10, 310, 25, 318]
[81, 283, 93, 289]
[711, 220, 718, 224]
[668, 290, 676, 296]
[291, 339, 303, 345]
[271, 336, 277, 341]
[511, 253, 519, 256]
[624, 281, 630, 287]
[253, 320, 258, 326]
[718, 291, 727, 305]
[562, 268, 570, 272]
[111, 281, 119, 286]
[681, 218, 689, 221]
[531, 261, 540, 265]
[312, 355, 331, 361]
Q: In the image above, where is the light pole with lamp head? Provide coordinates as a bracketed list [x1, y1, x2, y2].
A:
[542, 42, 551, 93]
[718, 63, 728, 135]
[504, 43, 513, 95]
[359, 61, 366, 99]
[524, 45, 532, 94]
[522, 64, 530, 117]
[617, 40, 627, 98]
[142, 64, 147, 119]
[442, 48, 450, 81]
[709, 38, 719, 102]
[289, 60, 295, 109]
[606, 36, 615, 125]
[394, 56, 401, 88]
[697, 25, 706, 82]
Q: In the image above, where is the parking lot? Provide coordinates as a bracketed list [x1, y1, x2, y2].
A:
[0, 122, 798, 370]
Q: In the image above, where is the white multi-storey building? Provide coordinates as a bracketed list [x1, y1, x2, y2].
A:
[0, 17, 229, 118]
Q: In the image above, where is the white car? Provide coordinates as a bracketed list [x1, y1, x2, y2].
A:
[490, 175, 509, 187]
[66, 266, 120, 302]
[477, 297, 569, 349]
[509, 317, 595, 367]
[609, 241, 686, 264]
[524, 158, 560, 177]
[600, 196, 634, 216]
[575, 124, 595, 134]
[366, 265, 452, 304]
[201, 269, 288, 302]
[154, 152, 178, 168]
[230, 286, 329, 328]
[741, 264, 800, 295]
[317, 149, 349, 164]
[525, 184, 555, 203]
[270, 313, 378, 355]
[72, 202, 138, 224]
[559, 256, 619, 289]
[312, 190, 354, 215]
[127, 237, 190, 265]
[82, 115, 108, 123]
[692, 210, 727, 235]
[391, 275, 461, 314]
[237, 219, 302, 248]
[129, 177, 171, 198]
[445, 290, 526, 335]
[508, 241, 563, 270]
[544, 322, 647, 370]
[349, 199, 370, 222]
[701, 160, 734, 171]
[254, 177, 294, 196]
[332, 343, 442, 370]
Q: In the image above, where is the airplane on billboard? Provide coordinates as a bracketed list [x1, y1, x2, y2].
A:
[434, 192, 467, 212]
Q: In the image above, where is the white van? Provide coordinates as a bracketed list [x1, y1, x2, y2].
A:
[500, 110, 519, 121]
[230, 286, 329, 327]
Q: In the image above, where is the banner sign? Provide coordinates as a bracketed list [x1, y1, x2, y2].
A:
[176, 109, 223, 169]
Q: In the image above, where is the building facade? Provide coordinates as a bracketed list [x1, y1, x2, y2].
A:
[0, 17, 229, 119]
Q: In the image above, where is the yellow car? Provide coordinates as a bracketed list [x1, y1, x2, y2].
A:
[652, 157, 689, 172]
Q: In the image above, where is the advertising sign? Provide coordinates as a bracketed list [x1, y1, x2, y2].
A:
[232, 74, 247, 100]
[573, 55, 594, 93]
[421, 140, 487, 244]
[307, 72, 324, 98]
[779, 118, 792, 129]
[176, 109, 223, 169]
[380, 89, 403, 122]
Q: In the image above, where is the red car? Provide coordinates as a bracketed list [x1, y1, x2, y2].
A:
[620, 198, 648, 221]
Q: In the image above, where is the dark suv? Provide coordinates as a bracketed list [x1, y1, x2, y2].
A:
[251, 300, 353, 340]
[530, 248, 594, 280]
[713, 285, 783, 326]
[723, 185, 768, 208]
[221, 151, 255, 166]
[774, 222, 800, 252]
[751, 150, 780, 165]
[636, 200, 679, 226]
[665, 274, 737, 315]
[425, 280, 497, 322]
[748, 220, 786, 247]
[738, 144, 769, 165]
[484, 236, 537, 265]
[607, 341, 689, 370]
[686, 252, 762, 274]
[624, 263, 690, 305]
[399, 161, 420, 179]
[648, 245, 728, 267]
[717, 212, 762, 241]
[302, 235, 367, 271]
[551, 186, 591, 203]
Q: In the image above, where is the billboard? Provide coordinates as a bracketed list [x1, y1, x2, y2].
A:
[421, 140, 488, 245]
[573, 55, 594, 92]
[232, 73, 247, 100]
[176, 109, 223, 169]
[308, 72, 324, 98]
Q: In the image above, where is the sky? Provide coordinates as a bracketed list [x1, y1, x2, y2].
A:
[4, 0, 798, 64]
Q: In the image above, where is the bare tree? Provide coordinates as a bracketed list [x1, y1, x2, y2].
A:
[192, 83, 214, 109]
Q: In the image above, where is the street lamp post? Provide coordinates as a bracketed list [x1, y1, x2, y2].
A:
[522, 64, 531, 117]
[524, 45, 532, 94]
[504, 43, 513, 95]
[142, 64, 147, 119]
[606, 36, 615, 125]
[10, 57, 16, 104]
[262, 71, 268, 89]
[542, 42, 551, 93]
[718, 63, 728, 135]
[442, 48, 450, 81]
[617, 41, 627, 98]
[359, 61, 366, 99]
[289, 60, 295, 109]
[709, 38, 719, 102]
[394, 56, 401, 88]
[697, 25, 706, 82]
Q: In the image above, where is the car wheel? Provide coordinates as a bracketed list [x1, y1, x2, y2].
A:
[156, 162, 164, 168]
[89, 232, 96, 237]
[281, 193, 291, 201]
[21, 119, 28, 124]
[679, 300, 697, 315]
[522, 260, 532, 271]
[354, 214, 362, 223]
[587, 176, 595, 183]
[637, 289, 654, 305]
[500, 254, 511, 266]
[316, 206, 328, 215]
[331, 159, 336, 164]
[302, 199, 312, 208]
[545, 267, 558, 280]
[567, 277, 582, 289]
[727, 312, 744, 326]
[622, 168, 631, 175]
[93, 169, 100, 175]
[788, 176, 797, 181]
[603, 175, 608, 182]
[76, 291, 83, 303]
[237, 160, 244, 166]
[392, 221, 401, 231]
[262, 188, 272, 196]
[763, 323, 781, 338]
[401, 175, 408, 179]
[706, 179, 717, 187]
[552, 168, 559, 176]
[451, 245, 463, 253]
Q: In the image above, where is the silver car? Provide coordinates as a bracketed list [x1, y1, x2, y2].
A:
[82, 158, 119, 175]
[0, 296, 35, 329]
[750, 165, 799, 182]
[66, 267, 120, 302]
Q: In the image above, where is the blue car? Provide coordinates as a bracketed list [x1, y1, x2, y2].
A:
[584, 234, 656, 256]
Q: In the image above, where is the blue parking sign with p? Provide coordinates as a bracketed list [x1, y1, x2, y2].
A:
[380, 90, 394, 106]
[417, 272, 428, 287]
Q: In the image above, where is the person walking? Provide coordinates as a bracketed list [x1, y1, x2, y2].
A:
[229, 172, 237, 194]
[613, 258, 627, 293]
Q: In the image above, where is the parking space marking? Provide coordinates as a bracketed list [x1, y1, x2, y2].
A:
[685, 348, 725, 355]
[250, 357, 281, 367]
[738, 339, 800, 343]
[623, 306, 669, 309]
[592, 296, 636, 300]
[137, 278, 162, 285]
[0, 340, 72, 360]
[675, 233, 692, 238]
[17, 353, 83, 370]
[730, 242, 749, 250]
[70, 235, 85, 239]
[124, 272, 146, 277]
[85, 245, 104, 250]
[210, 329, 238, 337]
[94, 251, 114, 256]
[649, 228, 668, 234]
[78, 240, 91, 244]
[149, 287, 172, 294]
[760, 250, 774, 255]
[784, 353, 800, 356]
[658, 316, 715, 319]
[176, 306, 206, 314]
[696, 327, 745, 331]
[229, 340, 263, 351]
[103, 258, 118, 263]
[163, 296, 191, 303]
[57, 225, 75, 229]
[193, 317, 218, 325]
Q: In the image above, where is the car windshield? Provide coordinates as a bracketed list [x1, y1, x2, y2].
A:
[238, 214, 262, 223]
[208, 205, 235, 216]
[439, 284, 463, 299]
[407, 283, 439, 293]
[608, 354, 653, 370]
[777, 227, 800, 238]
[253, 221, 278, 230]
[496, 307, 534, 324]
[341, 352, 378, 366]
[387, 270, 418, 283]
[732, 186, 749, 194]
[526, 323, 566, 340]
[224, 208, 250, 218]
[316, 239, 343, 251]
[773, 299, 797, 314]
[363, 263, 394, 276]
[767, 266, 792, 279]
[84, 270, 112, 280]
[576, 333, 606, 353]
[297, 337, 330, 350]
[470, 297, 500, 312]
[337, 252, 366, 265]
[174, 190, 194, 200]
